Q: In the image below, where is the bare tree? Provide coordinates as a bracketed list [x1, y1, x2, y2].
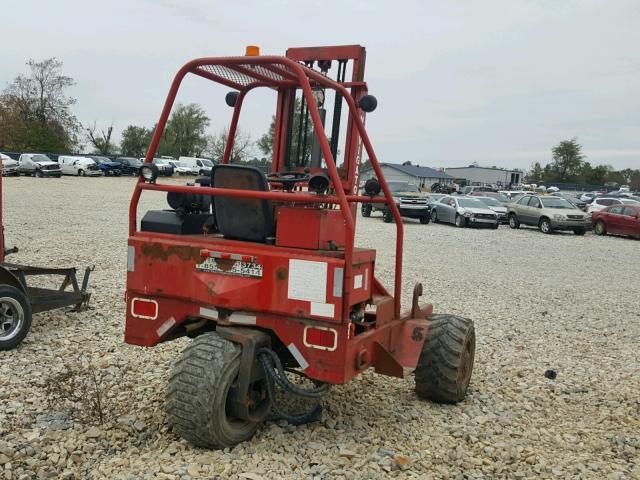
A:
[86, 123, 115, 155]
[0, 58, 80, 151]
[206, 127, 253, 163]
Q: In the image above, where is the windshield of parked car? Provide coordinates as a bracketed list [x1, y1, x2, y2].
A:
[124, 158, 142, 166]
[458, 198, 487, 208]
[200, 159, 213, 167]
[171, 161, 185, 167]
[388, 182, 420, 193]
[93, 156, 111, 163]
[540, 197, 574, 209]
[621, 198, 640, 204]
[495, 194, 510, 203]
[476, 197, 501, 207]
[31, 154, 51, 162]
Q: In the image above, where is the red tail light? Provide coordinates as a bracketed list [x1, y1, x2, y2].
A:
[131, 298, 158, 320]
[303, 326, 337, 351]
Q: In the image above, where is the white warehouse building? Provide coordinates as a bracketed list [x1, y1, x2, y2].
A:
[359, 162, 454, 189]
[444, 165, 523, 187]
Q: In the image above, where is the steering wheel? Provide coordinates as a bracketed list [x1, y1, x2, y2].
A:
[267, 171, 310, 191]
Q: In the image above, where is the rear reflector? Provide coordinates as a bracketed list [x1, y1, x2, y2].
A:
[303, 326, 337, 351]
[131, 298, 158, 320]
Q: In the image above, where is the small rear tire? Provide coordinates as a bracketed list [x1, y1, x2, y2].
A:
[415, 314, 475, 404]
[383, 209, 393, 223]
[0, 285, 32, 351]
[362, 204, 372, 217]
[594, 220, 607, 236]
[166, 332, 260, 449]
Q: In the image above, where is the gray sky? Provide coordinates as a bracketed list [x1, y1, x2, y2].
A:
[3, 0, 639, 170]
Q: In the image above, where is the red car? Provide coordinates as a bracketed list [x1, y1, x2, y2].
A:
[592, 204, 640, 238]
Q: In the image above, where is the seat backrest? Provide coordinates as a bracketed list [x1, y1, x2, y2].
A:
[211, 165, 275, 242]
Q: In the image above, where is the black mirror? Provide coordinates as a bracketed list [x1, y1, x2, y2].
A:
[358, 95, 377, 113]
[225, 91, 239, 107]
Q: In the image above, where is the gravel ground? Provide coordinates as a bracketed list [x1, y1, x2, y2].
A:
[0, 175, 639, 480]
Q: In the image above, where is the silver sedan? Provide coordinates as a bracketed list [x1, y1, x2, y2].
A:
[431, 196, 499, 229]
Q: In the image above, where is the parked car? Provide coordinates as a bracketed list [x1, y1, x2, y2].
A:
[470, 191, 511, 205]
[579, 192, 598, 203]
[508, 195, 589, 235]
[89, 156, 122, 176]
[362, 181, 431, 224]
[117, 157, 143, 175]
[178, 156, 214, 176]
[168, 160, 192, 175]
[474, 196, 508, 223]
[551, 192, 588, 211]
[18, 154, 62, 177]
[0, 153, 19, 176]
[592, 204, 640, 238]
[146, 158, 174, 176]
[58, 155, 102, 176]
[461, 185, 494, 195]
[587, 197, 639, 213]
[431, 196, 499, 228]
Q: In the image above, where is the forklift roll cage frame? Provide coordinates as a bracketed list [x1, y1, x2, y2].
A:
[129, 46, 405, 321]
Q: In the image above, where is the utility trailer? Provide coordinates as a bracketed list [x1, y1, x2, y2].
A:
[126, 45, 476, 448]
[0, 161, 93, 350]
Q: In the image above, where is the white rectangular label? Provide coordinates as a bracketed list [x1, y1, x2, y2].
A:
[287, 259, 327, 303]
[354, 274, 363, 289]
[310, 302, 335, 318]
[287, 343, 309, 370]
[196, 257, 263, 278]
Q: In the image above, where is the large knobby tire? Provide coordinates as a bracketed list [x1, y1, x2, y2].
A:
[361, 204, 372, 217]
[165, 332, 260, 449]
[415, 314, 475, 404]
[594, 220, 607, 236]
[0, 285, 33, 351]
[539, 217, 552, 234]
[508, 213, 520, 229]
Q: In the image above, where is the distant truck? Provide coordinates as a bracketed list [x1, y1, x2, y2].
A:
[362, 181, 431, 224]
[0, 153, 19, 176]
[178, 156, 214, 176]
[58, 155, 102, 176]
[18, 154, 62, 177]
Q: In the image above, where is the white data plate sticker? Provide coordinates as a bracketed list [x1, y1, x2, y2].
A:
[288, 259, 327, 303]
[354, 274, 363, 289]
[310, 302, 335, 318]
[196, 257, 263, 278]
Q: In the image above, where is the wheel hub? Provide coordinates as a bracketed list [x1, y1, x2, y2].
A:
[0, 297, 25, 341]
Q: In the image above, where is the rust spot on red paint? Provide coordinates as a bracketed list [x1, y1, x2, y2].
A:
[275, 267, 288, 281]
[141, 243, 202, 262]
[213, 258, 236, 271]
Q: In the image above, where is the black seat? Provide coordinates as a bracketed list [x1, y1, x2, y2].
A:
[211, 165, 275, 242]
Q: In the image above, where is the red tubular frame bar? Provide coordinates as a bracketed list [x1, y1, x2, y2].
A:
[129, 55, 404, 317]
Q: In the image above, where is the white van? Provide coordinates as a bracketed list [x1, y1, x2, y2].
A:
[58, 155, 103, 176]
[178, 156, 214, 176]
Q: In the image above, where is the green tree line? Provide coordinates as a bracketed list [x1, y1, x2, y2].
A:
[529, 138, 640, 189]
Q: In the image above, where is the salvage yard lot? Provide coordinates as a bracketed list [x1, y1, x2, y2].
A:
[1, 176, 639, 479]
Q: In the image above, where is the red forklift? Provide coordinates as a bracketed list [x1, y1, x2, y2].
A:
[0, 162, 93, 350]
[125, 45, 476, 448]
